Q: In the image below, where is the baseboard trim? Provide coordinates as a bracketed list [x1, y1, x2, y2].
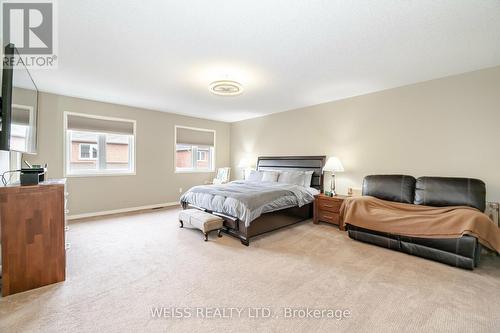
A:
[67, 202, 180, 220]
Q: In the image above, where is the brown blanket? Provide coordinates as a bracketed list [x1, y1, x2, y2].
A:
[340, 196, 500, 253]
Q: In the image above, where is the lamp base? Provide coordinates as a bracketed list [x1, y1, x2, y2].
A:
[329, 173, 337, 197]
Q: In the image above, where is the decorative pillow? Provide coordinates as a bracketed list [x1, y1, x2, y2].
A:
[261, 171, 279, 182]
[247, 170, 262, 181]
[302, 170, 314, 187]
[278, 171, 306, 186]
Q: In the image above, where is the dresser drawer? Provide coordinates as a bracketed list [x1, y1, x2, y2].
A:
[317, 199, 341, 212]
[318, 211, 340, 224]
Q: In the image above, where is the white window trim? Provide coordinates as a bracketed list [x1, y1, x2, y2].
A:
[78, 143, 98, 160]
[174, 125, 216, 173]
[63, 112, 136, 177]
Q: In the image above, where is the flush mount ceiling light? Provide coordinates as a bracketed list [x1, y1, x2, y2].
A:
[208, 80, 243, 96]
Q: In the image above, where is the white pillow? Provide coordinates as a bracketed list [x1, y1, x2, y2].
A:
[302, 170, 314, 187]
[278, 171, 306, 186]
[261, 171, 279, 182]
[247, 170, 262, 181]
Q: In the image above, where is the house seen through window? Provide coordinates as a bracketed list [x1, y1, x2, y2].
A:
[175, 126, 215, 172]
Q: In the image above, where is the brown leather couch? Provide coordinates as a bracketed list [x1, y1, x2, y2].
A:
[346, 175, 485, 270]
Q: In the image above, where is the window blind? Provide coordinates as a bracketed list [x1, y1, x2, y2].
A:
[176, 127, 214, 146]
[67, 114, 134, 135]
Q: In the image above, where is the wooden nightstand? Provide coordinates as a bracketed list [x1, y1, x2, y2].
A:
[313, 194, 349, 230]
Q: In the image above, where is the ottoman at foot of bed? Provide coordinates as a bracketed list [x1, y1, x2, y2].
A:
[179, 209, 224, 242]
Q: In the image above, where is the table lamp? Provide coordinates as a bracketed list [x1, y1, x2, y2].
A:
[323, 157, 344, 196]
[238, 157, 251, 180]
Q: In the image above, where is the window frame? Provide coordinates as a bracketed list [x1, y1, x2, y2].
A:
[174, 125, 216, 173]
[63, 112, 136, 177]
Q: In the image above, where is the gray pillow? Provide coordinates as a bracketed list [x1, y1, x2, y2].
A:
[278, 171, 306, 186]
[302, 170, 314, 187]
[262, 171, 279, 182]
[247, 170, 262, 181]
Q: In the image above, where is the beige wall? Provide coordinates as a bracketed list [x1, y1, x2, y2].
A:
[25, 92, 231, 216]
[231, 66, 500, 202]
[23, 65, 500, 215]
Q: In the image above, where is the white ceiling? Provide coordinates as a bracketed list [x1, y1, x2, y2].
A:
[30, 0, 500, 122]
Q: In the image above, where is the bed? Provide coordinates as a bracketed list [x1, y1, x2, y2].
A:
[181, 156, 326, 245]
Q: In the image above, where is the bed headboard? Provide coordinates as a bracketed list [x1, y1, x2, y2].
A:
[256, 156, 326, 191]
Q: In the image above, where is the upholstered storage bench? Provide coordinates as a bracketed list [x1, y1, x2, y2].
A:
[179, 209, 223, 241]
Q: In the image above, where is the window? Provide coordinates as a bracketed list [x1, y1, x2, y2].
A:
[10, 124, 29, 152]
[10, 105, 34, 153]
[64, 113, 135, 176]
[175, 126, 215, 172]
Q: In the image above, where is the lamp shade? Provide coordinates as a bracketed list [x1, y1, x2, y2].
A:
[238, 157, 250, 168]
[323, 157, 344, 172]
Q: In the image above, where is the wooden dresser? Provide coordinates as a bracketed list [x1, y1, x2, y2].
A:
[313, 194, 349, 230]
[0, 179, 67, 296]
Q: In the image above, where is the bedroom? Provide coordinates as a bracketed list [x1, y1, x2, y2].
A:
[1, 1, 500, 332]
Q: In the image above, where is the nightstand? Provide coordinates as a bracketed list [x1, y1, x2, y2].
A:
[313, 194, 349, 230]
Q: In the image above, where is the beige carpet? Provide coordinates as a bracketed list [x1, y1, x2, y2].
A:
[1, 207, 500, 332]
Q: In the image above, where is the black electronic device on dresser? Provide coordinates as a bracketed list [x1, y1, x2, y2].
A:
[20, 161, 47, 186]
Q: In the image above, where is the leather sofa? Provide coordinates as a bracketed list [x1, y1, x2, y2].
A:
[346, 175, 486, 270]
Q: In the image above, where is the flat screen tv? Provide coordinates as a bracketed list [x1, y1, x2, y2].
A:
[0, 43, 39, 154]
